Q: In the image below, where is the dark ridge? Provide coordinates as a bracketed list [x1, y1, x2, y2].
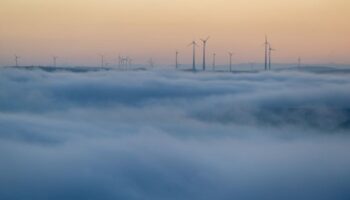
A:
[277, 66, 350, 74]
[4, 66, 148, 73]
[5, 66, 112, 73]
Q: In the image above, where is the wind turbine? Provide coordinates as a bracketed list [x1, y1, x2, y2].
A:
[188, 41, 198, 72]
[188, 41, 197, 71]
[148, 57, 155, 68]
[122, 56, 129, 70]
[264, 35, 269, 71]
[119, 55, 128, 70]
[228, 52, 234, 72]
[298, 57, 301, 68]
[118, 54, 122, 69]
[99, 54, 105, 68]
[14, 55, 20, 67]
[268, 44, 276, 70]
[53, 56, 58, 67]
[175, 50, 179, 69]
[200, 36, 210, 71]
[212, 53, 216, 71]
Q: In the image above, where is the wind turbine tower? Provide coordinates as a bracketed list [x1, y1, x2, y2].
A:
[268, 44, 276, 70]
[149, 57, 155, 68]
[121, 56, 129, 70]
[118, 55, 122, 69]
[264, 36, 269, 71]
[175, 50, 179, 69]
[188, 41, 198, 72]
[99, 54, 105, 68]
[298, 57, 301, 68]
[201, 36, 210, 71]
[53, 56, 58, 67]
[228, 52, 233, 72]
[212, 53, 216, 71]
[14, 55, 20, 67]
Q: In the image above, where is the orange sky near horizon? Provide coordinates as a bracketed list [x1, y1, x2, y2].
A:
[0, 0, 349, 66]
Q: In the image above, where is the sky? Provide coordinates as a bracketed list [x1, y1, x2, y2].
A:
[1, 67, 350, 199]
[0, 0, 349, 66]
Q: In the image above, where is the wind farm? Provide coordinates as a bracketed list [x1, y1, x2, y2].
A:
[3, 35, 292, 74]
[3, 34, 349, 75]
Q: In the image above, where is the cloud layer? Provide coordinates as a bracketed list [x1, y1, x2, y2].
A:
[1, 68, 350, 200]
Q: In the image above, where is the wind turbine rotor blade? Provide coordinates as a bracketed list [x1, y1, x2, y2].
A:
[200, 36, 210, 42]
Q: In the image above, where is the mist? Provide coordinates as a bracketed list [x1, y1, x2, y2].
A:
[0, 67, 350, 200]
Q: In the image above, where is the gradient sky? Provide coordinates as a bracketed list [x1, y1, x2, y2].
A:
[0, 0, 349, 66]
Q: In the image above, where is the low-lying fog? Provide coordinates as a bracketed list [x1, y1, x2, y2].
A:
[1, 67, 349, 200]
